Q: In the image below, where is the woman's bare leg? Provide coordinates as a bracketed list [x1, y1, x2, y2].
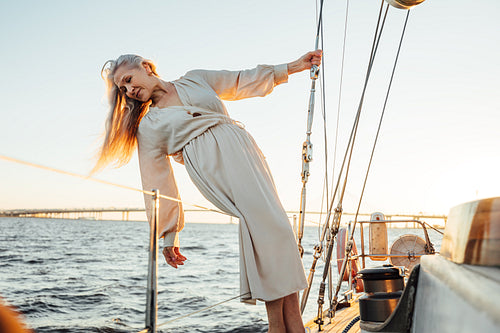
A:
[265, 297, 286, 333]
[283, 293, 304, 333]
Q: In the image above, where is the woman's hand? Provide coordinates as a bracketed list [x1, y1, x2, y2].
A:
[163, 246, 187, 268]
[287, 50, 323, 75]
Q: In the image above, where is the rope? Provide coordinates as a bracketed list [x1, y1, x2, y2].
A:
[137, 292, 250, 332]
[0, 154, 231, 216]
[341, 315, 360, 333]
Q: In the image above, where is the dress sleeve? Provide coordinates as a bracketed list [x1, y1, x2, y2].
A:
[137, 120, 184, 247]
[186, 64, 289, 101]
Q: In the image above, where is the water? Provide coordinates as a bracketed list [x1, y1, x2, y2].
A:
[0, 218, 443, 332]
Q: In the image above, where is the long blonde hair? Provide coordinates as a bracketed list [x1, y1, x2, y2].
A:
[92, 54, 159, 174]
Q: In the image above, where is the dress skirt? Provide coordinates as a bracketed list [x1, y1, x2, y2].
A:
[182, 122, 308, 303]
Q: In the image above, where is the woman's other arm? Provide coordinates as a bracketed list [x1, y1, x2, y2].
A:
[137, 116, 186, 268]
[186, 50, 322, 101]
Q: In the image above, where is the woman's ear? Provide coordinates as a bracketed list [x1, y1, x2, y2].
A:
[142, 61, 153, 75]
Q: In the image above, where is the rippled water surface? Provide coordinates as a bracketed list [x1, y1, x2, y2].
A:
[0, 218, 442, 332]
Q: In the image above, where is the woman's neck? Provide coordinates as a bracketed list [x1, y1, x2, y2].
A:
[150, 80, 184, 108]
[150, 79, 170, 107]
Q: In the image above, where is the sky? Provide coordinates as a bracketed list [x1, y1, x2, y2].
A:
[0, 0, 498, 220]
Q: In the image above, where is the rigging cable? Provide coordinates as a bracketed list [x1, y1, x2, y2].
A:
[317, 0, 328, 241]
[300, 0, 387, 316]
[324, 3, 391, 321]
[0, 154, 231, 216]
[314, 0, 336, 309]
[423, 221, 444, 235]
[297, 0, 325, 258]
[316, 0, 331, 265]
[332, 1, 389, 211]
[0, 155, 259, 331]
[353, 9, 411, 227]
[331, 8, 412, 317]
[318, 0, 330, 218]
[329, 0, 351, 306]
[316, 4, 392, 325]
[136, 292, 251, 333]
[330, 0, 350, 202]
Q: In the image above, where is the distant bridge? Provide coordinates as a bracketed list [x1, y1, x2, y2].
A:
[0, 207, 146, 220]
[0, 207, 447, 226]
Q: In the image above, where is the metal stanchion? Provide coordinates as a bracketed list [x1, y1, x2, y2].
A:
[145, 189, 159, 333]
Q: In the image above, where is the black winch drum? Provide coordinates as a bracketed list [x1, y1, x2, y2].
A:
[358, 265, 404, 293]
[357, 265, 405, 322]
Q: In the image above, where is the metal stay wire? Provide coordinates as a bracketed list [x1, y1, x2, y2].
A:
[329, 0, 388, 215]
[324, 0, 388, 250]
[331, 8, 413, 316]
[296, 0, 325, 257]
[324, 2, 391, 318]
[316, 0, 387, 231]
[300, 0, 386, 314]
[423, 221, 444, 235]
[326, 0, 351, 308]
[0, 154, 231, 216]
[313, 0, 351, 311]
[300, 0, 389, 319]
[328, 0, 349, 207]
[315, 0, 330, 259]
[352, 9, 411, 230]
[317, 0, 330, 223]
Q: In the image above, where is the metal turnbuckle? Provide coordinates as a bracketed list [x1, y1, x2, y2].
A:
[310, 65, 320, 80]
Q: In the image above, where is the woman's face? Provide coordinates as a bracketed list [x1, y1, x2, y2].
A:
[113, 62, 154, 102]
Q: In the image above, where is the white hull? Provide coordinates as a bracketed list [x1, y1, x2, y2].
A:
[411, 255, 500, 333]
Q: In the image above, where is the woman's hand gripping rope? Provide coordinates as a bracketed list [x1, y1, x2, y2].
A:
[163, 246, 187, 268]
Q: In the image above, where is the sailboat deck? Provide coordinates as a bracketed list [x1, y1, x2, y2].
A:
[304, 299, 361, 333]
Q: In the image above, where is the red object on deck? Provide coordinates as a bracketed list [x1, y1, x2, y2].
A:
[337, 227, 364, 292]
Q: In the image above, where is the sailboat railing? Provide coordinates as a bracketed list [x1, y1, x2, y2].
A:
[357, 219, 435, 269]
[145, 189, 160, 333]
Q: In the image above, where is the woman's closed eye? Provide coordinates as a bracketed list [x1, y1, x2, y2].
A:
[118, 77, 132, 93]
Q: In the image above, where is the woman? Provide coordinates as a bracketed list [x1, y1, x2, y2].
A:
[94, 50, 322, 333]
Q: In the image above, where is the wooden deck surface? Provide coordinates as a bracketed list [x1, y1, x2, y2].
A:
[304, 299, 361, 333]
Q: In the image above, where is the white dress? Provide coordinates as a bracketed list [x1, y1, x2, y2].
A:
[137, 64, 307, 302]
